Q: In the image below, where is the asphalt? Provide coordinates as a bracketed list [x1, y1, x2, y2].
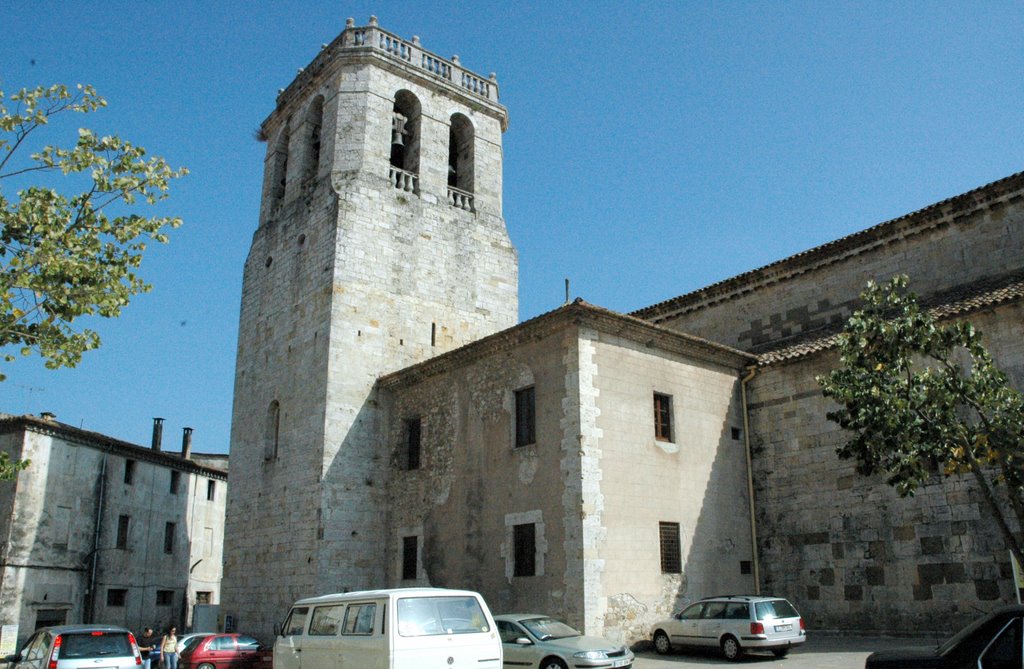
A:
[631, 634, 939, 669]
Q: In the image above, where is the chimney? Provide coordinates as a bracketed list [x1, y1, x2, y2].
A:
[152, 417, 164, 451]
[181, 427, 193, 459]
[40, 412, 56, 421]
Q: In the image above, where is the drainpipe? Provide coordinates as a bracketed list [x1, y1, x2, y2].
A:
[86, 454, 109, 623]
[740, 364, 761, 595]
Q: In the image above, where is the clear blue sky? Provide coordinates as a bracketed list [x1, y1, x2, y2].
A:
[2, 2, 1022, 453]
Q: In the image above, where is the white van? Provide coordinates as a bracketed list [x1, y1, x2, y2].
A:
[274, 587, 501, 669]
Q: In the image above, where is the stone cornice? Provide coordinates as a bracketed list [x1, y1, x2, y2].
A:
[0, 414, 228, 480]
[378, 299, 756, 389]
[633, 170, 1024, 323]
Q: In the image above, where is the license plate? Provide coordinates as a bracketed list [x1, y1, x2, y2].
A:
[775, 624, 792, 632]
[613, 660, 630, 668]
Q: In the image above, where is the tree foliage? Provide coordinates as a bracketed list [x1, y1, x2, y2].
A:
[818, 275, 1024, 568]
[0, 451, 29, 481]
[0, 83, 187, 381]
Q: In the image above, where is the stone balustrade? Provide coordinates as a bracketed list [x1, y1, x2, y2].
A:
[447, 186, 475, 212]
[389, 166, 419, 194]
[343, 17, 498, 102]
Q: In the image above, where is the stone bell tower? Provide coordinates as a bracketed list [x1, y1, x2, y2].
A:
[221, 17, 517, 636]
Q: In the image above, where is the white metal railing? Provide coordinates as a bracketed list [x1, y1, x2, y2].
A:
[447, 186, 474, 211]
[389, 166, 419, 194]
[343, 18, 498, 102]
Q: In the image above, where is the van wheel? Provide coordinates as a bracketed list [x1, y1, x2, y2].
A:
[540, 658, 567, 669]
[721, 635, 742, 661]
[653, 631, 672, 655]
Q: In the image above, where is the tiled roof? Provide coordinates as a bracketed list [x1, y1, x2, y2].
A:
[757, 270, 1024, 365]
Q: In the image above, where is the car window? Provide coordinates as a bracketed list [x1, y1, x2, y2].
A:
[181, 636, 209, 652]
[60, 633, 133, 658]
[679, 603, 704, 620]
[496, 621, 524, 644]
[309, 605, 344, 636]
[725, 603, 749, 620]
[282, 607, 310, 636]
[397, 596, 489, 636]
[23, 633, 50, 662]
[754, 600, 799, 621]
[209, 637, 235, 651]
[342, 604, 376, 635]
[236, 636, 260, 651]
[980, 617, 1022, 669]
[702, 602, 727, 619]
[520, 618, 579, 641]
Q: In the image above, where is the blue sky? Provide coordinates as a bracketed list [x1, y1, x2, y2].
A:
[2, 1, 1022, 453]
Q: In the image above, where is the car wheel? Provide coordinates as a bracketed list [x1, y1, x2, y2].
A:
[653, 630, 672, 655]
[540, 658, 567, 669]
[198, 663, 216, 669]
[721, 635, 742, 661]
[772, 647, 790, 658]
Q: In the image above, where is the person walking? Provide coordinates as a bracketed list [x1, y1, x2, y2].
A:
[137, 628, 158, 669]
[159, 627, 179, 669]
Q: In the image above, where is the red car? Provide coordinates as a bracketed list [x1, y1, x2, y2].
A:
[178, 634, 271, 669]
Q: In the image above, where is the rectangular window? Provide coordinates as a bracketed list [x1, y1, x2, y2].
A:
[309, 604, 344, 636]
[282, 607, 310, 636]
[402, 536, 418, 580]
[116, 515, 130, 549]
[659, 521, 682, 574]
[515, 386, 536, 448]
[196, 591, 212, 605]
[654, 393, 673, 442]
[405, 418, 421, 470]
[164, 522, 175, 554]
[513, 523, 536, 577]
[207, 480, 216, 501]
[156, 590, 173, 607]
[342, 603, 377, 635]
[124, 460, 135, 485]
[170, 470, 180, 495]
[107, 589, 127, 607]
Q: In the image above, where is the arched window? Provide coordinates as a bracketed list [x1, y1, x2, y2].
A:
[304, 96, 324, 181]
[269, 123, 290, 208]
[389, 90, 421, 193]
[447, 113, 475, 211]
[264, 400, 280, 460]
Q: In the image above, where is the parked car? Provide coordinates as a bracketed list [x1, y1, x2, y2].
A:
[651, 595, 805, 661]
[865, 604, 1024, 668]
[3, 625, 141, 669]
[495, 613, 634, 669]
[175, 634, 214, 655]
[178, 634, 271, 669]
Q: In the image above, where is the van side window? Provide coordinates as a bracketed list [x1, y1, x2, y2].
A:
[342, 603, 377, 635]
[309, 605, 345, 636]
[283, 607, 310, 636]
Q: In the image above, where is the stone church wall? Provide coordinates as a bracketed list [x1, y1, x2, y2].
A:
[746, 300, 1024, 634]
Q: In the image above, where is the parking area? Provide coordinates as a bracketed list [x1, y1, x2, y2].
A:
[632, 634, 929, 669]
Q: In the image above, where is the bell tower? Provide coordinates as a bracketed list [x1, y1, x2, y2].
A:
[221, 17, 517, 636]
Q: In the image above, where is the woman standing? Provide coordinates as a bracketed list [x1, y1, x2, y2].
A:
[159, 627, 179, 669]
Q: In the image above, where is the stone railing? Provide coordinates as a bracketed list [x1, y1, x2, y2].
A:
[447, 186, 474, 212]
[342, 16, 499, 102]
[389, 166, 419, 194]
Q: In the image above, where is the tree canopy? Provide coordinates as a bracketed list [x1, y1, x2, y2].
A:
[0, 83, 187, 381]
[818, 275, 1024, 568]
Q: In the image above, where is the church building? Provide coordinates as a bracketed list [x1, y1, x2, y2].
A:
[220, 17, 1024, 644]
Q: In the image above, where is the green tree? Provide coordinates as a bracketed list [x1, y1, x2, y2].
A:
[1, 83, 187, 381]
[818, 275, 1024, 569]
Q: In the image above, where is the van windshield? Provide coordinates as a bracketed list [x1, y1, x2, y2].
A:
[397, 596, 490, 636]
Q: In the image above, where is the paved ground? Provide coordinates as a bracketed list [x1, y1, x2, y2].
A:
[632, 634, 938, 669]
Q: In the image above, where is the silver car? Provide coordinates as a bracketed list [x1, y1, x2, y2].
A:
[4, 625, 141, 669]
[495, 614, 634, 669]
[651, 595, 805, 661]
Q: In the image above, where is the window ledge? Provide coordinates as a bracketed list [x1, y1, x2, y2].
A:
[655, 440, 679, 455]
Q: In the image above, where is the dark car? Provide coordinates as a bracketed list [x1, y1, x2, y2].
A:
[865, 605, 1024, 668]
[178, 634, 271, 669]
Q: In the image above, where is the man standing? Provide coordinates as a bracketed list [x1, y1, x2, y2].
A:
[138, 628, 158, 669]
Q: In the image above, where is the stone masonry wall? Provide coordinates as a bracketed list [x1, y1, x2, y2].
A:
[747, 301, 1024, 634]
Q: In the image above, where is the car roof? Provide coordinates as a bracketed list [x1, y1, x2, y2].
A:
[36, 625, 132, 635]
[697, 595, 789, 603]
[493, 614, 553, 621]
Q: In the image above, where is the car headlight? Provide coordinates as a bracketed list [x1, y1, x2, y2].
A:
[573, 650, 608, 660]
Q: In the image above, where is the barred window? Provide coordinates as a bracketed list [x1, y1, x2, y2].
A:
[659, 522, 682, 574]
